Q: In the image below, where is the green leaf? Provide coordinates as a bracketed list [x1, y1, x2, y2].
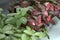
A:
[24, 30, 35, 35]
[16, 6, 33, 16]
[0, 28, 2, 33]
[0, 14, 5, 28]
[3, 24, 13, 31]
[34, 32, 46, 38]
[15, 29, 22, 33]
[15, 13, 22, 19]
[11, 36, 17, 40]
[16, 7, 21, 13]
[0, 34, 5, 39]
[7, 13, 16, 17]
[18, 38, 21, 40]
[5, 17, 16, 24]
[4, 31, 14, 34]
[0, 20, 4, 28]
[14, 34, 21, 37]
[31, 36, 39, 40]
[2, 24, 14, 34]
[0, 13, 6, 19]
[26, 26, 31, 30]
[4, 37, 11, 40]
[21, 34, 29, 40]
[20, 17, 27, 24]
[16, 7, 28, 16]
[16, 19, 21, 27]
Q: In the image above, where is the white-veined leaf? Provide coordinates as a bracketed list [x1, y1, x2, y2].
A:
[4, 37, 11, 40]
[24, 30, 35, 35]
[26, 26, 31, 30]
[0, 34, 5, 39]
[3, 24, 13, 31]
[20, 17, 27, 24]
[31, 36, 39, 40]
[4, 31, 14, 34]
[21, 34, 29, 40]
[11, 36, 17, 40]
[14, 34, 21, 37]
[34, 32, 46, 38]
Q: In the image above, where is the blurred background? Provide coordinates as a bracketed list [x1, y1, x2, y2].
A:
[0, 0, 17, 14]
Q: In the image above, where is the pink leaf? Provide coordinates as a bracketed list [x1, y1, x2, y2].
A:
[46, 15, 51, 22]
[28, 19, 36, 26]
[43, 11, 48, 16]
[36, 16, 42, 24]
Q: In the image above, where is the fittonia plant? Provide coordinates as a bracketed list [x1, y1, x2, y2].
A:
[0, 7, 48, 40]
[1, 0, 60, 40]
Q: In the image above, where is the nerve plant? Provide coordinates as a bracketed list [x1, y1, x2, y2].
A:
[0, 6, 48, 40]
[0, 0, 60, 40]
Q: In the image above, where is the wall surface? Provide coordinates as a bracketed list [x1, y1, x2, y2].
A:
[0, 0, 9, 14]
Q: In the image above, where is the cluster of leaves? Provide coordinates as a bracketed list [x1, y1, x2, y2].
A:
[0, 8, 48, 40]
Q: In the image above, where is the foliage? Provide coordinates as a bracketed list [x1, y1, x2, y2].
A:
[0, 8, 48, 40]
